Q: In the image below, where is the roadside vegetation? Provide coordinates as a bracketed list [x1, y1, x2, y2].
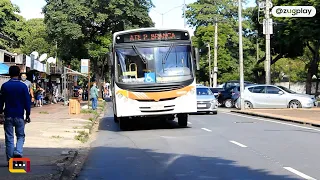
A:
[1, 0, 319, 94]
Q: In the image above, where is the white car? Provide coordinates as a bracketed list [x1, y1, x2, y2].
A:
[235, 85, 317, 109]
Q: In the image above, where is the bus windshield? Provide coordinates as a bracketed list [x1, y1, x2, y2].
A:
[115, 45, 193, 84]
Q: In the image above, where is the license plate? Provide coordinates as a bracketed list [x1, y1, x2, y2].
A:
[197, 104, 206, 108]
[153, 104, 164, 110]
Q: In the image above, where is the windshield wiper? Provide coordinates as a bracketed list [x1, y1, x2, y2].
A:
[162, 44, 174, 65]
[132, 45, 147, 64]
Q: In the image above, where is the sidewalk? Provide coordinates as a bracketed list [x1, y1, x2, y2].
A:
[0, 101, 105, 180]
[231, 108, 320, 127]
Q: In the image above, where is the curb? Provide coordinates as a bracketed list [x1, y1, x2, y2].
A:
[58, 148, 88, 180]
[57, 101, 107, 180]
[230, 110, 320, 128]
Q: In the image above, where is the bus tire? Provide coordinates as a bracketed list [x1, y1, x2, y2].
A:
[119, 117, 129, 130]
[178, 113, 188, 127]
[114, 114, 119, 123]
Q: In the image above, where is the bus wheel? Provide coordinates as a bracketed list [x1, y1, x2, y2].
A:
[119, 117, 129, 130]
[177, 113, 188, 127]
[114, 114, 119, 123]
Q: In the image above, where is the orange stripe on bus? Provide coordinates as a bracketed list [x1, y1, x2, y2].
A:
[116, 86, 194, 101]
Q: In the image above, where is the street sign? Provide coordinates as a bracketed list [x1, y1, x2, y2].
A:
[81, 59, 89, 74]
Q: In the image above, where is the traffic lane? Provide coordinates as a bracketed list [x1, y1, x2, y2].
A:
[78, 110, 299, 180]
[188, 112, 320, 179]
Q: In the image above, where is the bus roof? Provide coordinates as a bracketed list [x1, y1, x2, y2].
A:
[113, 27, 190, 37]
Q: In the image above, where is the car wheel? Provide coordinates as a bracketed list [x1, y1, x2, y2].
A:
[289, 100, 302, 109]
[235, 101, 240, 109]
[212, 111, 218, 115]
[244, 101, 253, 109]
[224, 99, 233, 108]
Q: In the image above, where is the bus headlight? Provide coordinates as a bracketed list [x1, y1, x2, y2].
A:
[117, 93, 123, 99]
[187, 88, 195, 95]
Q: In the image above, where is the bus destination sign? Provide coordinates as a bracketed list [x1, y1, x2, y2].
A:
[116, 31, 189, 43]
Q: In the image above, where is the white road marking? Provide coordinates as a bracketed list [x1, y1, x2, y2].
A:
[166, 155, 182, 166]
[222, 112, 320, 132]
[187, 122, 192, 124]
[229, 140, 247, 148]
[283, 167, 316, 180]
[201, 128, 212, 132]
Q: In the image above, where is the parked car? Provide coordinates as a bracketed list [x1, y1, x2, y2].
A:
[235, 84, 317, 109]
[217, 80, 254, 107]
[222, 80, 254, 90]
[196, 85, 218, 114]
[217, 86, 237, 108]
[209, 87, 224, 98]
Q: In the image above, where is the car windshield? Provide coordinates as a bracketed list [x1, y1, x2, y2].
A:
[210, 88, 223, 93]
[197, 88, 213, 95]
[278, 86, 296, 94]
[115, 45, 193, 84]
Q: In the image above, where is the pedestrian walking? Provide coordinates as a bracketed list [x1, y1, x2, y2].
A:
[90, 83, 99, 110]
[0, 66, 31, 167]
[21, 73, 34, 119]
[20, 73, 35, 103]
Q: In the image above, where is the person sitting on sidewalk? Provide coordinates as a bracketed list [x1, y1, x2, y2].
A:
[0, 66, 31, 167]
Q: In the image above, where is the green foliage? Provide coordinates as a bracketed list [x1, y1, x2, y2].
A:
[272, 58, 306, 83]
[0, 0, 27, 51]
[21, 18, 56, 56]
[43, 0, 155, 80]
[187, 0, 256, 83]
[74, 131, 89, 143]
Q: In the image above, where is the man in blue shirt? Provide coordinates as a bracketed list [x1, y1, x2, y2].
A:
[0, 66, 31, 166]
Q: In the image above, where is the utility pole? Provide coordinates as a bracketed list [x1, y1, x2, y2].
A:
[255, 30, 259, 62]
[265, 0, 271, 84]
[87, 59, 91, 109]
[63, 66, 67, 106]
[207, 43, 212, 87]
[213, 18, 218, 87]
[162, 14, 164, 26]
[183, 0, 186, 28]
[238, 0, 245, 110]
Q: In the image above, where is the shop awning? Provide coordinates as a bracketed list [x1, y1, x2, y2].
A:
[0, 63, 9, 74]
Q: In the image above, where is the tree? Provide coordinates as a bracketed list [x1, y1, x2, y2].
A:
[250, 0, 320, 93]
[21, 18, 55, 56]
[186, 0, 257, 84]
[43, 0, 154, 81]
[271, 58, 306, 83]
[0, 0, 28, 52]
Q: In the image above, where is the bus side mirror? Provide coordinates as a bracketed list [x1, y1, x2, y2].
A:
[195, 48, 200, 70]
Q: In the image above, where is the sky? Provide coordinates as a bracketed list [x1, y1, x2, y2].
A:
[11, 0, 256, 36]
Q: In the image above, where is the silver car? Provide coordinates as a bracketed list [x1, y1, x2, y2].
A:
[235, 85, 317, 109]
[196, 86, 218, 114]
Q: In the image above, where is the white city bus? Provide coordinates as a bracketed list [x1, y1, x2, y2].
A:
[109, 28, 200, 130]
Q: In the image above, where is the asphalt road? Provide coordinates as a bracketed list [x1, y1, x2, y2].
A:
[77, 104, 320, 180]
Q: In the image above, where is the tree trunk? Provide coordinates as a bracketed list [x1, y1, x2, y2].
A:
[306, 42, 320, 94]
